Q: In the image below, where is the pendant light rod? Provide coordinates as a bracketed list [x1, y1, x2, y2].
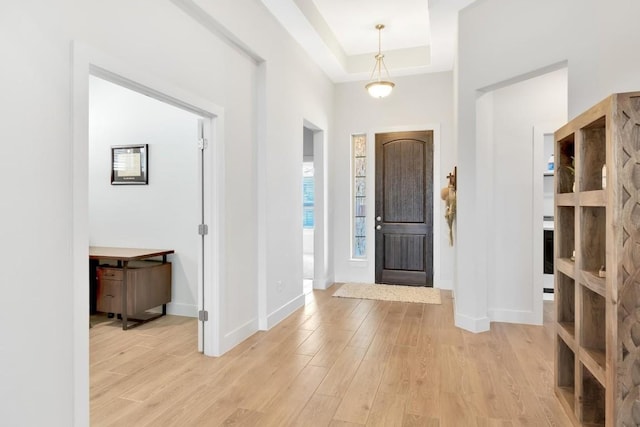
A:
[365, 24, 395, 98]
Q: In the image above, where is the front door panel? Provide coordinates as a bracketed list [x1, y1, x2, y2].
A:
[375, 131, 433, 286]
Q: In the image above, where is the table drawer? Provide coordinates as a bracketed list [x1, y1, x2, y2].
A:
[95, 262, 171, 315]
[97, 267, 123, 281]
[96, 279, 130, 314]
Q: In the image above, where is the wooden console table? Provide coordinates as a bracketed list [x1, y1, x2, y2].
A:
[89, 246, 174, 330]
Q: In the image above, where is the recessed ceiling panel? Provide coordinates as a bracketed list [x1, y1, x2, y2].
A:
[311, 0, 430, 55]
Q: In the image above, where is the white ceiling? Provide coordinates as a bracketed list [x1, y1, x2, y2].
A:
[261, 0, 476, 82]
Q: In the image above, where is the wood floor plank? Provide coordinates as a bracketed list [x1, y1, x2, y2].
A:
[316, 345, 368, 398]
[406, 331, 440, 417]
[309, 328, 355, 367]
[395, 303, 424, 347]
[347, 300, 392, 349]
[496, 322, 555, 397]
[291, 393, 342, 426]
[90, 397, 139, 427]
[365, 391, 406, 426]
[117, 353, 187, 402]
[401, 413, 440, 427]
[363, 302, 407, 362]
[180, 386, 247, 427]
[332, 358, 386, 424]
[103, 371, 210, 427]
[378, 344, 413, 396]
[90, 291, 569, 426]
[329, 421, 365, 427]
[91, 344, 155, 375]
[239, 353, 312, 411]
[220, 408, 265, 426]
[438, 391, 479, 427]
[256, 364, 329, 426]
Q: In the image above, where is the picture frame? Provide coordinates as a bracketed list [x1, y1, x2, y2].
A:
[111, 144, 148, 185]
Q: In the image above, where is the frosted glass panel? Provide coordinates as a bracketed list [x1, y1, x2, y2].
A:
[352, 134, 367, 259]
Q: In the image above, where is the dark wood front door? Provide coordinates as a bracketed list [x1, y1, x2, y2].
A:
[375, 131, 433, 286]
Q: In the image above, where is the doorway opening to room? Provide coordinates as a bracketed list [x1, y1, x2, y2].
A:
[475, 64, 567, 325]
[300, 121, 327, 293]
[75, 55, 224, 364]
[302, 127, 315, 294]
[87, 73, 206, 345]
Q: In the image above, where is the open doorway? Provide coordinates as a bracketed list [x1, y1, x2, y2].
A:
[73, 44, 225, 421]
[301, 121, 328, 292]
[475, 65, 567, 325]
[302, 127, 315, 294]
[88, 75, 203, 330]
[533, 125, 563, 302]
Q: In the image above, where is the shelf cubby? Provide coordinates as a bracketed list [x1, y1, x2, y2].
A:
[579, 117, 606, 192]
[580, 286, 606, 372]
[556, 337, 576, 412]
[556, 206, 575, 262]
[580, 207, 606, 274]
[556, 133, 576, 194]
[556, 272, 575, 340]
[580, 365, 606, 426]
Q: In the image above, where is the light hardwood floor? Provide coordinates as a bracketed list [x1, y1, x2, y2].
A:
[90, 287, 573, 426]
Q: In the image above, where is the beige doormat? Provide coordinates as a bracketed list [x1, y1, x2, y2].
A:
[332, 283, 441, 304]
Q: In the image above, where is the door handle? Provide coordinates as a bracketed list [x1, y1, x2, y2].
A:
[376, 216, 382, 221]
[376, 225, 382, 230]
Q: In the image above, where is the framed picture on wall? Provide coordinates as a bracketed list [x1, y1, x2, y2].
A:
[111, 144, 148, 185]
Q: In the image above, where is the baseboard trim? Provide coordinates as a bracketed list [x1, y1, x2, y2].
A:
[454, 311, 490, 333]
[438, 279, 453, 290]
[313, 276, 332, 290]
[165, 302, 197, 318]
[267, 294, 305, 329]
[489, 308, 542, 325]
[221, 318, 259, 354]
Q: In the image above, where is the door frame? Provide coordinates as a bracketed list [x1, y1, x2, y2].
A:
[365, 124, 442, 287]
[303, 120, 329, 290]
[533, 122, 564, 311]
[72, 41, 225, 421]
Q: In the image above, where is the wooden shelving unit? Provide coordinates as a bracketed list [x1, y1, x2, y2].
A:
[554, 92, 640, 426]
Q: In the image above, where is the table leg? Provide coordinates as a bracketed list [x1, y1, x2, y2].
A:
[121, 260, 129, 330]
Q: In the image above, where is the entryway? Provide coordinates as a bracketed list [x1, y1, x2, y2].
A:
[301, 121, 328, 293]
[302, 126, 314, 294]
[73, 45, 225, 365]
[375, 130, 434, 286]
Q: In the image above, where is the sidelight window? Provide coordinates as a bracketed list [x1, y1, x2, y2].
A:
[352, 134, 367, 258]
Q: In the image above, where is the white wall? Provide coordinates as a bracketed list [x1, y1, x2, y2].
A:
[479, 68, 567, 324]
[454, 0, 640, 332]
[186, 0, 335, 327]
[332, 72, 455, 288]
[303, 126, 314, 161]
[0, 4, 76, 426]
[88, 76, 200, 317]
[0, 0, 334, 425]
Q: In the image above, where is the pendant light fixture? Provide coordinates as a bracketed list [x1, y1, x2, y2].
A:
[365, 24, 395, 98]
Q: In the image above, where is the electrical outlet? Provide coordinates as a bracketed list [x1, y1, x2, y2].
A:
[276, 280, 283, 292]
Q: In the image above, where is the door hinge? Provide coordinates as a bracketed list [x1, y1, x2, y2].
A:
[198, 138, 208, 150]
[198, 310, 209, 321]
[198, 224, 209, 236]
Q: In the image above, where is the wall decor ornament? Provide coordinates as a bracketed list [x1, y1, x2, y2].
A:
[441, 166, 457, 246]
[111, 144, 148, 185]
